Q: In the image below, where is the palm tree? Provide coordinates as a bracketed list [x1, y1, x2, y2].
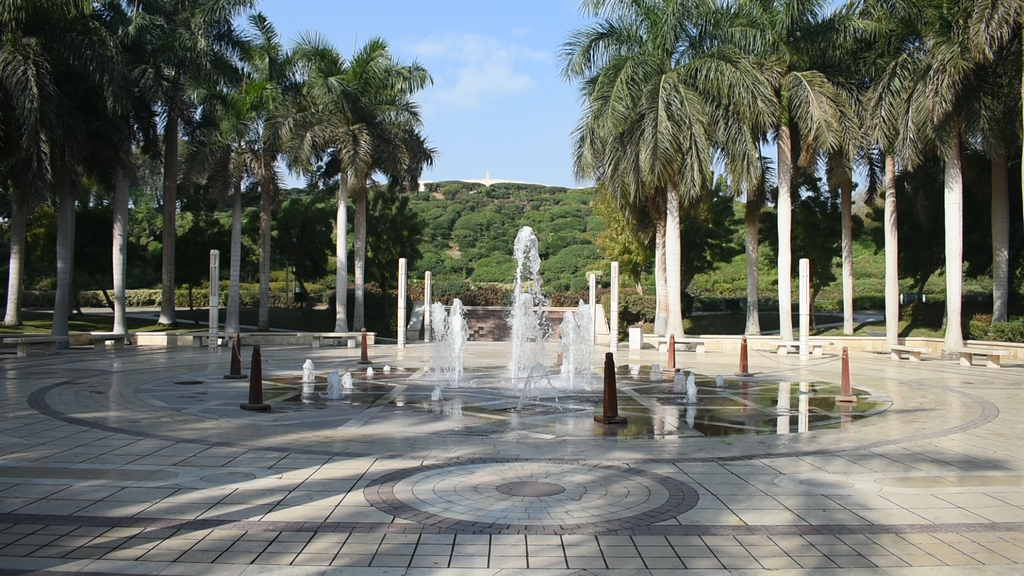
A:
[130, 0, 253, 327]
[0, 0, 118, 343]
[733, 0, 852, 342]
[237, 13, 295, 331]
[972, 3, 1023, 286]
[563, 0, 776, 340]
[183, 74, 271, 336]
[291, 36, 431, 331]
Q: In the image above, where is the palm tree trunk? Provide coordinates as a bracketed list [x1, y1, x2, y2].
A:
[353, 184, 367, 330]
[777, 127, 794, 342]
[52, 180, 75, 348]
[665, 185, 685, 338]
[258, 176, 272, 331]
[654, 206, 667, 335]
[841, 174, 854, 335]
[158, 110, 179, 326]
[335, 172, 350, 332]
[112, 167, 130, 335]
[226, 179, 242, 335]
[943, 139, 965, 351]
[744, 190, 761, 335]
[884, 155, 899, 348]
[991, 156, 1009, 323]
[4, 189, 27, 327]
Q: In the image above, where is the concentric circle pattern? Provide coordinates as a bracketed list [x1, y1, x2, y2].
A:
[364, 461, 699, 533]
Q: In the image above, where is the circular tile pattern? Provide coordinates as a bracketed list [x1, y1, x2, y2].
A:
[496, 481, 566, 497]
[364, 461, 699, 533]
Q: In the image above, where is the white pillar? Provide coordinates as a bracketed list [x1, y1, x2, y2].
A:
[610, 262, 619, 352]
[798, 258, 810, 358]
[424, 271, 432, 342]
[798, 381, 810, 433]
[209, 250, 220, 350]
[777, 382, 791, 435]
[397, 258, 408, 348]
[589, 273, 597, 343]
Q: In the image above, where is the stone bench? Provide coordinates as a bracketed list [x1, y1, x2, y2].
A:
[312, 332, 375, 348]
[775, 341, 826, 357]
[82, 333, 130, 350]
[889, 344, 929, 362]
[3, 336, 69, 357]
[952, 347, 1010, 368]
[648, 336, 706, 354]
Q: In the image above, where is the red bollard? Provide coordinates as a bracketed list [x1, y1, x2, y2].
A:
[224, 333, 247, 380]
[837, 346, 857, 403]
[594, 352, 627, 425]
[240, 345, 271, 412]
[666, 334, 676, 373]
[735, 336, 752, 377]
[357, 328, 371, 365]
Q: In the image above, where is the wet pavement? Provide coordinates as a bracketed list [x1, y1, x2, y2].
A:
[0, 339, 1021, 574]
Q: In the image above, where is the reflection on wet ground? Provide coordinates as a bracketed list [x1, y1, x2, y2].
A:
[139, 364, 890, 439]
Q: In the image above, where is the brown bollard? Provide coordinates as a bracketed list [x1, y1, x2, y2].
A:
[224, 333, 247, 379]
[666, 334, 676, 374]
[736, 336, 752, 377]
[594, 352, 627, 425]
[240, 345, 271, 412]
[837, 346, 857, 403]
[357, 328, 371, 365]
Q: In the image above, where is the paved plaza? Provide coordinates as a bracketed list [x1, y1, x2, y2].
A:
[0, 340, 1022, 575]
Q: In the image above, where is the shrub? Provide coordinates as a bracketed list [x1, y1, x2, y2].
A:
[969, 318, 1024, 343]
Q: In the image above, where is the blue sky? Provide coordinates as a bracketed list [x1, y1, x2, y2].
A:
[258, 0, 592, 189]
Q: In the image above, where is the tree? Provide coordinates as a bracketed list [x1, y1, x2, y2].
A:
[176, 209, 229, 314]
[130, 0, 253, 327]
[291, 35, 433, 331]
[593, 187, 652, 293]
[732, 0, 854, 343]
[365, 185, 425, 294]
[562, 0, 775, 340]
[763, 172, 862, 327]
[272, 195, 332, 300]
[679, 179, 744, 301]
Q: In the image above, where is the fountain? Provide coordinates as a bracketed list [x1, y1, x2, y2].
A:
[366, 367, 374, 377]
[715, 375, 725, 387]
[301, 359, 315, 383]
[341, 372, 353, 389]
[508, 227, 547, 389]
[383, 365, 391, 374]
[325, 371, 343, 400]
[432, 299, 468, 387]
[557, 302, 595, 389]
[431, 386, 444, 401]
[686, 373, 697, 404]
[650, 364, 662, 381]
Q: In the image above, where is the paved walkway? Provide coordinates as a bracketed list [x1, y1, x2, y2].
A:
[0, 340, 1021, 575]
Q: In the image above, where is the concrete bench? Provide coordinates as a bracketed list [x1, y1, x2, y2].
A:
[3, 336, 69, 357]
[952, 347, 1010, 368]
[776, 341, 826, 357]
[889, 344, 929, 361]
[312, 332, 376, 348]
[82, 333, 130, 350]
[649, 336, 706, 354]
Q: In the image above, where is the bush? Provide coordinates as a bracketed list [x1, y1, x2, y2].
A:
[900, 300, 945, 326]
[969, 318, 1024, 343]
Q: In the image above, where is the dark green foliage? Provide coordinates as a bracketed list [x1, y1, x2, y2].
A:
[272, 196, 333, 300]
[366, 186, 425, 293]
[969, 317, 1024, 343]
[470, 254, 517, 283]
[867, 152, 993, 298]
[542, 244, 604, 293]
[679, 181, 744, 296]
[176, 212, 229, 309]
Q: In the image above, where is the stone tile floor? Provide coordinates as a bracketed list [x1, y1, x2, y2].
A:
[0, 340, 1022, 574]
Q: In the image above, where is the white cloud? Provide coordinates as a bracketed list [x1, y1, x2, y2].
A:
[408, 34, 551, 109]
